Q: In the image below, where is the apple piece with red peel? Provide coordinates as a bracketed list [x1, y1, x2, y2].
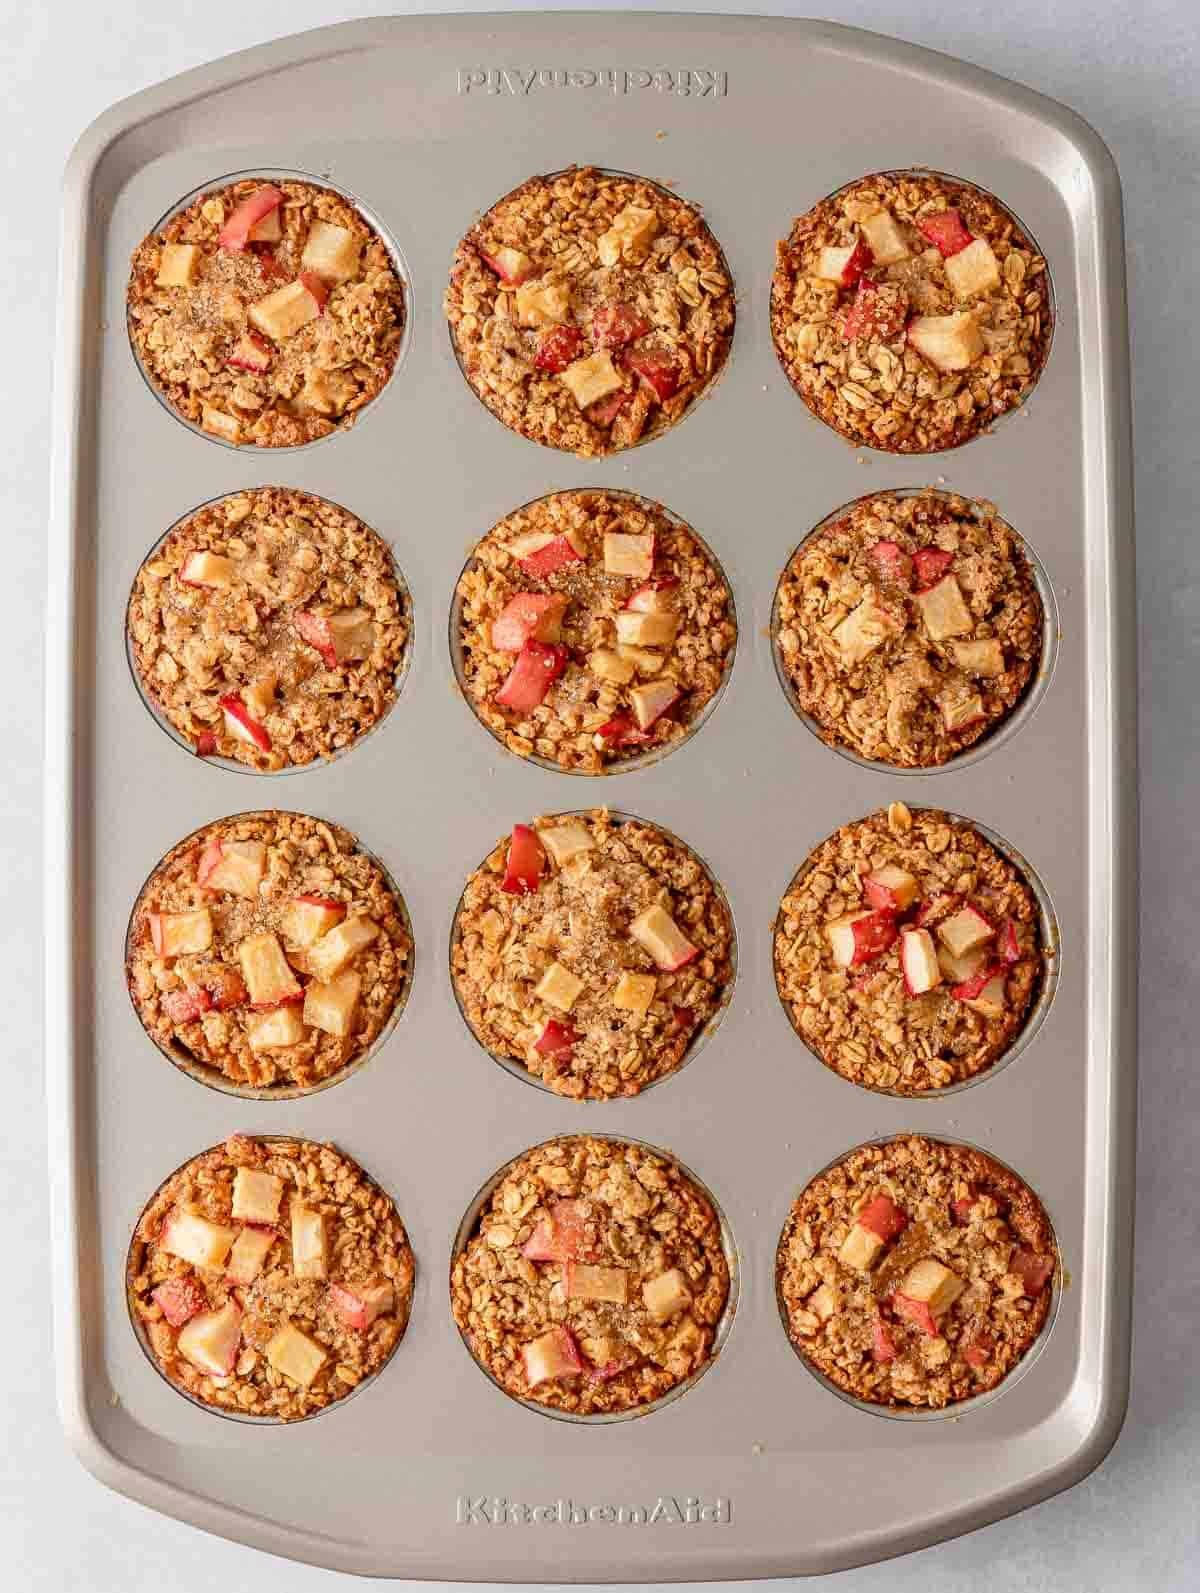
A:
[219, 693, 272, 752]
[593, 714, 651, 750]
[629, 903, 698, 971]
[201, 966, 247, 1011]
[603, 532, 655, 579]
[152, 1276, 206, 1328]
[508, 527, 586, 577]
[179, 551, 236, 589]
[839, 234, 874, 287]
[900, 1259, 964, 1319]
[232, 1167, 284, 1226]
[282, 895, 347, 946]
[629, 680, 681, 732]
[672, 1005, 693, 1030]
[586, 389, 631, 428]
[290, 1202, 327, 1280]
[914, 573, 973, 640]
[300, 220, 362, 283]
[998, 919, 1021, 964]
[226, 330, 273, 374]
[535, 961, 585, 1013]
[642, 1267, 692, 1323]
[863, 865, 919, 912]
[479, 245, 535, 285]
[218, 187, 284, 252]
[625, 576, 679, 614]
[937, 942, 988, 984]
[950, 638, 1005, 678]
[812, 245, 854, 282]
[832, 599, 901, 667]
[306, 914, 380, 982]
[857, 1195, 908, 1244]
[827, 909, 898, 968]
[623, 347, 679, 402]
[838, 1223, 885, 1271]
[148, 909, 213, 958]
[962, 968, 1008, 1019]
[522, 1326, 584, 1387]
[265, 1321, 327, 1388]
[917, 208, 973, 257]
[156, 243, 200, 288]
[533, 324, 584, 372]
[962, 1331, 994, 1368]
[940, 691, 986, 734]
[177, 1300, 243, 1376]
[162, 986, 213, 1024]
[614, 610, 678, 649]
[859, 209, 911, 265]
[915, 893, 959, 928]
[197, 838, 267, 899]
[494, 641, 569, 712]
[328, 1279, 395, 1331]
[871, 1316, 898, 1363]
[892, 1292, 940, 1337]
[239, 931, 303, 1008]
[564, 1262, 629, 1305]
[533, 1018, 578, 1056]
[160, 1210, 237, 1270]
[293, 611, 338, 668]
[491, 593, 569, 652]
[248, 1005, 305, 1051]
[944, 237, 1001, 299]
[907, 311, 984, 372]
[911, 547, 954, 591]
[869, 540, 912, 589]
[501, 824, 544, 895]
[937, 906, 995, 958]
[593, 302, 651, 349]
[900, 927, 942, 996]
[1010, 1248, 1054, 1296]
[840, 278, 908, 342]
[226, 1226, 276, 1285]
[561, 349, 623, 410]
[950, 961, 1003, 1003]
[303, 971, 361, 1038]
[538, 822, 594, 868]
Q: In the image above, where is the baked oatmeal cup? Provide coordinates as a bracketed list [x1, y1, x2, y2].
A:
[771, 170, 1052, 452]
[128, 487, 409, 771]
[773, 803, 1048, 1095]
[127, 811, 412, 1093]
[128, 1134, 414, 1420]
[445, 166, 734, 456]
[452, 810, 734, 1099]
[777, 1135, 1057, 1412]
[451, 1135, 732, 1418]
[773, 489, 1045, 768]
[454, 489, 735, 772]
[128, 174, 406, 447]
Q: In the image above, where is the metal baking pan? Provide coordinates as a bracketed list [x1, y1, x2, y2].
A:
[46, 11, 1136, 1581]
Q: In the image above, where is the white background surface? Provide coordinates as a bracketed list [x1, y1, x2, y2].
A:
[5, 1, 1196, 1589]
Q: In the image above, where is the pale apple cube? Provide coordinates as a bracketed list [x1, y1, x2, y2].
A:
[937, 906, 995, 958]
[560, 350, 622, 410]
[156, 243, 200, 288]
[864, 864, 919, 911]
[613, 610, 679, 648]
[900, 928, 942, 996]
[811, 245, 854, 282]
[837, 1223, 884, 1271]
[629, 680, 679, 729]
[964, 971, 1008, 1020]
[303, 971, 361, 1038]
[180, 551, 235, 588]
[937, 943, 987, 983]
[618, 645, 664, 675]
[941, 691, 985, 732]
[629, 904, 697, 971]
[944, 237, 1001, 299]
[248, 280, 321, 342]
[201, 406, 241, 443]
[300, 220, 362, 283]
[248, 1005, 305, 1052]
[809, 1282, 840, 1321]
[281, 897, 345, 946]
[900, 1258, 964, 1315]
[603, 532, 655, 579]
[907, 311, 984, 372]
[226, 1226, 276, 1285]
[265, 1322, 328, 1388]
[565, 1263, 629, 1304]
[238, 930, 301, 1005]
[832, 599, 900, 667]
[202, 840, 266, 899]
[231, 1167, 284, 1225]
[290, 1203, 328, 1279]
[613, 204, 658, 252]
[642, 1267, 692, 1323]
[534, 961, 584, 1013]
[151, 909, 213, 957]
[611, 971, 656, 1015]
[950, 639, 1005, 677]
[914, 574, 973, 640]
[160, 1210, 238, 1270]
[306, 914, 380, 982]
[859, 208, 911, 265]
[589, 647, 636, 685]
[177, 1301, 242, 1376]
[515, 278, 572, 326]
[326, 608, 375, 661]
[538, 823, 595, 868]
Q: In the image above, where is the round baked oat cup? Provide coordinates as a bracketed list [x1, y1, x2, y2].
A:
[450, 488, 736, 775]
[451, 1134, 738, 1422]
[770, 169, 1053, 453]
[772, 803, 1058, 1096]
[445, 165, 735, 456]
[127, 1133, 415, 1422]
[450, 809, 736, 1100]
[126, 811, 414, 1098]
[127, 170, 411, 449]
[126, 488, 412, 773]
[776, 1134, 1060, 1418]
[770, 488, 1057, 772]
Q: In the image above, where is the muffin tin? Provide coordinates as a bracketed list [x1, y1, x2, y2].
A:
[46, 11, 1135, 1582]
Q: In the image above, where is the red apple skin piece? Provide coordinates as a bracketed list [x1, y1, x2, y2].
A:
[256, 249, 288, 284]
[871, 1317, 898, 1363]
[522, 1325, 584, 1386]
[491, 593, 568, 652]
[912, 547, 955, 590]
[479, 248, 535, 285]
[839, 910, 899, 967]
[998, 919, 1021, 963]
[516, 536, 584, 579]
[593, 302, 651, 349]
[218, 186, 284, 251]
[917, 208, 973, 257]
[494, 641, 568, 712]
[891, 1292, 940, 1337]
[520, 1199, 593, 1264]
[152, 1276, 207, 1328]
[501, 824, 544, 896]
[201, 967, 247, 1011]
[963, 1332, 994, 1368]
[533, 325, 584, 373]
[594, 714, 652, 747]
[219, 693, 272, 752]
[533, 1018, 578, 1055]
[162, 987, 214, 1024]
[625, 575, 679, 613]
[585, 1355, 637, 1386]
[1010, 1248, 1054, 1296]
[586, 390, 630, 427]
[293, 612, 338, 668]
[869, 540, 912, 589]
[297, 271, 328, 314]
[863, 867, 919, 912]
[622, 347, 679, 402]
[857, 1195, 908, 1243]
[327, 1282, 380, 1331]
[840, 278, 908, 342]
[195, 837, 224, 885]
[672, 1005, 693, 1029]
[840, 234, 874, 287]
[226, 330, 273, 373]
[194, 731, 217, 757]
[630, 681, 681, 732]
[952, 961, 1005, 1003]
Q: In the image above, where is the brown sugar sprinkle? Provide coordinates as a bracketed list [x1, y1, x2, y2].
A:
[456, 490, 735, 772]
[773, 804, 1046, 1094]
[127, 177, 405, 447]
[778, 1136, 1057, 1409]
[128, 1135, 414, 1420]
[127, 811, 411, 1092]
[452, 810, 733, 1099]
[445, 166, 734, 456]
[771, 171, 1052, 453]
[774, 490, 1043, 767]
[127, 487, 408, 771]
[451, 1136, 730, 1416]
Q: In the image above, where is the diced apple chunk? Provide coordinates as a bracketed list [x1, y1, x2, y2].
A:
[156, 243, 201, 288]
[812, 245, 854, 282]
[614, 610, 678, 648]
[859, 208, 911, 265]
[538, 823, 594, 868]
[226, 1226, 276, 1285]
[618, 645, 664, 675]
[565, 1263, 628, 1304]
[630, 904, 698, 971]
[326, 608, 375, 661]
[160, 1210, 238, 1270]
[514, 278, 571, 326]
[837, 1223, 885, 1271]
[265, 1322, 327, 1388]
[827, 909, 897, 968]
[629, 680, 681, 731]
[900, 928, 942, 996]
[944, 237, 1001, 299]
[941, 691, 986, 733]
[481, 246, 535, 285]
[863, 865, 919, 912]
[522, 1327, 583, 1386]
[148, 909, 212, 957]
[291, 1203, 328, 1279]
[809, 1282, 840, 1321]
[906, 311, 984, 372]
[306, 915, 380, 982]
[560, 350, 622, 409]
[202, 407, 241, 443]
[950, 639, 1005, 677]
[899, 1258, 964, 1315]
[611, 971, 656, 1014]
[603, 532, 655, 579]
[328, 1279, 395, 1330]
[177, 1300, 242, 1376]
[281, 895, 347, 946]
[937, 943, 987, 983]
[914, 574, 973, 640]
[857, 1195, 908, 1242]
[491, 593, 568, 652]
[937, 906, 995, 958]
[231, 1167, 284, 1226]
[179, 550, 235, 588]
[642, 1267, 692, 1322]
[197, 838, 266, 899]
[534, 961, 585, 1013]
[239, 931, 303, 1007]
[303, 971, 361, 1038]
[589, 647, 636, 685]
[832, 599, 901, 667]
[248, 1005, 305, 1051]
[152, 1276, 206, 1328]
[597, 204, 658, 266]
[963, 970, 1007, 1019]
[248, 279, 323, 341]
[300, 219, 361, 283]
